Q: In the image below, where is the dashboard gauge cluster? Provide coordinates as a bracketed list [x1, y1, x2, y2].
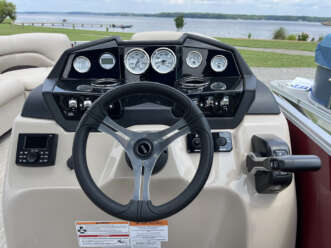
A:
[71, 46, 231, 80]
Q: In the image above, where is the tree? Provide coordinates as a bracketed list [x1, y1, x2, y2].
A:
[174, 15, 185, 31]
[0, 0, 16, 23]
[297, 32, 309, 41]
[273, 27, 287, 40]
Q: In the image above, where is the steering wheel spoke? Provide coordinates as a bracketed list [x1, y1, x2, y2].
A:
[148, 119, 191, 155]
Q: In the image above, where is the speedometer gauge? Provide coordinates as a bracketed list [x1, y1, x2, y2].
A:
[73, 56, 91, 73]
[211, 55, 228, 72]
[151, 48, 176, 74]
[124, 48, 150, 75]
[186, 51, 202, 68]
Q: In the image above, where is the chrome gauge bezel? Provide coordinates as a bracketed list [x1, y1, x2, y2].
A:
[186, 51, 203, 68]
[99, 53, 116, 70]
[211, 55, 228, 72]
[124, 48, 150, 75]
[151, 47, 177, 74]
[73, 56, 91, 73]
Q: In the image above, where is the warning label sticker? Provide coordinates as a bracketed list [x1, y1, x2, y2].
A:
[130, 220, 168, 242]
[75, 220, 168, 248]
[75, 221, 130, 247]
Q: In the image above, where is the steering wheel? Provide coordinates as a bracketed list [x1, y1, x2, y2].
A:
[73, 82, 214, 222]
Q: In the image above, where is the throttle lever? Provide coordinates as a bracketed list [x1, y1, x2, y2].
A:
[247, 153, 321, 173]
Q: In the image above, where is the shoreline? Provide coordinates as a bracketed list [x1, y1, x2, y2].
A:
[17, 11, 331, 23]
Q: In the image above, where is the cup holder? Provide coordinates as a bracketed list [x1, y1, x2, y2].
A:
[177, 77, 209, 93]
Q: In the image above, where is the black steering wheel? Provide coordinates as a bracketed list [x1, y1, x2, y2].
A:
[73, 82, 214, 222]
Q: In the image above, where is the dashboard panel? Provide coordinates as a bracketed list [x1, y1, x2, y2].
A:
[41, 33, 256, 131]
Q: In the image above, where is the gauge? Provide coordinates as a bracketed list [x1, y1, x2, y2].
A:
[73, 56, 91, 73]
[124, 48, 150, 75]
[186, 51, 202, 68]
[99, 53, 116, 70]
[211, 55, 228, 72]
[151, 47, 177, 74]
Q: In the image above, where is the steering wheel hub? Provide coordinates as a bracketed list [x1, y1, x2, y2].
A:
[134, 139, 154, 159]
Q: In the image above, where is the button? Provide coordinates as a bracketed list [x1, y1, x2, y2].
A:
[215, 137, 227, 147]
[83, 100, 93, 110]
[68, 99, 78, 109]
[27, 152, 39, 163]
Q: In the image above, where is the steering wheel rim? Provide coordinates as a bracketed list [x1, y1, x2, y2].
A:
[73, 82, 214, 222]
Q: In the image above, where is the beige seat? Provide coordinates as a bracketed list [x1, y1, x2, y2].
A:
[0, 78, 24, 135]
[0, 33, 71, 95]
[0, 67, 52, 97]
[0, 33, 71, 135]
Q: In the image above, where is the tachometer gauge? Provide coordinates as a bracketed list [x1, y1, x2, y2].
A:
[151, 47, 176, 74]
[73, 56, 91, 73]
[99, 53, 116, 70]
[211, 55, 228, 72]
[186, 51, 202, 68]
[124, 48, 150, 75]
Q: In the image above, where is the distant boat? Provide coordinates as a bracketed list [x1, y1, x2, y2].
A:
[322, 21, 331, 26]
[114, 24, 133, 29]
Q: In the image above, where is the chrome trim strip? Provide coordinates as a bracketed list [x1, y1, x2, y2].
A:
[275, 95, 331, 156]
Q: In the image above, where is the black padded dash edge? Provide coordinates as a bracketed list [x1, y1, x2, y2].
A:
[22, 85, 54, 119]
[247, 80, 280, 115]
[21, 80, 279, 122]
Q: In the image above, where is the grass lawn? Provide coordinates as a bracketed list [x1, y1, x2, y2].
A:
[0, 23, 133, 41]
[0, 23, 316, 67]
[239, 49, 315, 67]
[217, 37, 317, 52]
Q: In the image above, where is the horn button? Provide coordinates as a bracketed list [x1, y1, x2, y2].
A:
[134, 139, 154, 159]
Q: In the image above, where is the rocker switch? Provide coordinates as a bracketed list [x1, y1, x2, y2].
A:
[68, 99, 78, 109]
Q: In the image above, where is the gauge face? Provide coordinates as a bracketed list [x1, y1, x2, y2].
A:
[73, 56, 91, 73]
[99, 53, 116, 70]
[124, 48, 150, 74]
[211, 55, 228, 72]
[151, 48, 177, 74]
[186, 51, 202, 68]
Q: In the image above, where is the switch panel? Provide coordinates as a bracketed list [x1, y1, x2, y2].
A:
[187, 131, 232, 153]
[16, 134, 58, 166]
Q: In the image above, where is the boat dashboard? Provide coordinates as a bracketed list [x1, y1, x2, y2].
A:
[23, 33, 278, 132]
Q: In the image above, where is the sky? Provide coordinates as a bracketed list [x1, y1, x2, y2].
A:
[12, 0, 331, 17]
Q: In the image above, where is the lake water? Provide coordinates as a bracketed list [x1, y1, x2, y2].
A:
[17, 13, 331, 40]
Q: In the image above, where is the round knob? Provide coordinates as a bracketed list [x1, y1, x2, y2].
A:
[215, 137, 227, 147]
[27, 152, 39, 163]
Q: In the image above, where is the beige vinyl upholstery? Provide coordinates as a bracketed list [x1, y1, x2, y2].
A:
[131, 31, 185, 41]
[0, 33, 71, 135]
[131, 31, 217, 41]
[0, 33, 71, 74]
[0, 78, 24, 136]
[0, 67, 52, 97]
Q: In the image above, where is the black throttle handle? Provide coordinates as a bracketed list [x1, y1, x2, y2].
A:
[271, 155, 321, 172]
[247, 153, 321, 173]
